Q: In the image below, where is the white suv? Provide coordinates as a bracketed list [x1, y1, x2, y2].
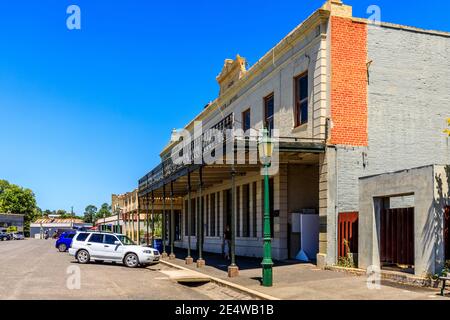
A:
[68, 232, 160, 268]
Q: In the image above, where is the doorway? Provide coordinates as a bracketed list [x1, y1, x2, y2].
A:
[380, 207, 415, 271]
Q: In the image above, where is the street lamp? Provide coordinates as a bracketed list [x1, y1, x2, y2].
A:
[259, 128, 274, 287]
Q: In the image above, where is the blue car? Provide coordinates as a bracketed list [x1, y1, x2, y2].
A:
[55, 231, 76, 252]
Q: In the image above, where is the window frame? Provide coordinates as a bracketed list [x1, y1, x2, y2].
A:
[88, 233, 104, 244]
[294, 72, 309, 127]
[75, 232, 90, 242]
[242, 108, 251, 133]
[263, 93, 275, 133]
[103, 234, 119, 245]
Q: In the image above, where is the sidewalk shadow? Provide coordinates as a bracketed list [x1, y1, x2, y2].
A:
[172, 248, 307, 273]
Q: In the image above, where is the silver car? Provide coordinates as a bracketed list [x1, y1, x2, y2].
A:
[12, 232, 25, 240]
[68, 232, 160, 268]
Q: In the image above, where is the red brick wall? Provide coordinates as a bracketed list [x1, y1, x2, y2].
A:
[330, 16, 368, 146]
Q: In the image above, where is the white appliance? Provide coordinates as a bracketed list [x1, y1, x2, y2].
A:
[291, 211, 319, 262]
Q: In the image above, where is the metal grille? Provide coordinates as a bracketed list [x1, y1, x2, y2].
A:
[338, 212, 359, 258]
[380, 207, 414, 267]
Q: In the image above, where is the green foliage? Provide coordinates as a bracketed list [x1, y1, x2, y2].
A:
[0, 181, 37, 215]
[336, 239, 356, 268]
[0, 179, 38, 234]
[337, 256, 355, 268]
[96, 203, 112, 220]
[84, 205, 98, 223]
[6, 226, 17, 233]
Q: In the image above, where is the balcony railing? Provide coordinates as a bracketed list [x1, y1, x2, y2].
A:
[138, 113, 326, 194]
[139, 113, 235, 192]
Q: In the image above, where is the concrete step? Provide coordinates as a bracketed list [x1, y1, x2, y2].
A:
[159, 269, 211, 283]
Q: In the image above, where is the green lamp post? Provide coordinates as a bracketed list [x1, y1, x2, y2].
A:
[259, 128, 274, 287]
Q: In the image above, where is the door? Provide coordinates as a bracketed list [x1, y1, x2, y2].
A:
[380, 207, 414, 267]
[86, 233, 105, 259]
[338, 212, 359, 258]
[102, 234, 124, 260]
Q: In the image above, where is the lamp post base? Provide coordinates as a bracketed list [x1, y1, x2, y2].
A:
[161, 252, 168, 259]
[185, 257, 194, 265]
[196, 258, 205, 268]
[261, 262, 273, 287]
[169, 253, 176, 260]
[228, 265, 239, 278]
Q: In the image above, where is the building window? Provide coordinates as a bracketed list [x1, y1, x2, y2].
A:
[242, 108, 251, 132]
[236, 186, 241, 237]
[252, 182, 257, 238]
[264, 93, 274, 133]
[210, 193, 216, 237]
[184, 200, 188, 236]
[192, 198, 197, 236]
[294, 73, 308, 127]
[242, 184, 250, 238]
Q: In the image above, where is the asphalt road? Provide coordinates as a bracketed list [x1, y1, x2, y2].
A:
[0, 239, 239, 300]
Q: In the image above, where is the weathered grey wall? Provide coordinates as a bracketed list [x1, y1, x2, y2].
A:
[358, 165, 447, 276]
[327, 25, 450, 264]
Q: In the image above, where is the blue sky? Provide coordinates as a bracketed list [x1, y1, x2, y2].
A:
[0, 0, 449, 213]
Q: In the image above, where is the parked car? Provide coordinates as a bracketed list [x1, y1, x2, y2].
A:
[68, 232, 160, 268]
[55, 231, 76, 252]
[0, 232, 10, 241]
[12, 232, 25, 240]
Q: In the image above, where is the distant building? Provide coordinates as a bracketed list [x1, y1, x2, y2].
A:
[0, 213, 25, 233]
[29, 217, 92, 238]
[107, 189, 183, 244]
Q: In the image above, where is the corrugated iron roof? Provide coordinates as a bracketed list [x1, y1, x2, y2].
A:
[33, 218, 84, 224]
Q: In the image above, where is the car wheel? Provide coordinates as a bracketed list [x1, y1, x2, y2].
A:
[76, 250, 90, 264]
[124, 253, 139, 268]
[58, 244, 67, 252]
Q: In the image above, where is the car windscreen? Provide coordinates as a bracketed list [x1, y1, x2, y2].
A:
[116, 235, 136, 246]
[75, 233, 90, 242]
[67, 234, 75, 239]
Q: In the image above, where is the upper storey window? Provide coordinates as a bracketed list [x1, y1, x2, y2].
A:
[242, 109, 251, 132]
[264, 94, 274, 134]
[294, 73, 308, 127]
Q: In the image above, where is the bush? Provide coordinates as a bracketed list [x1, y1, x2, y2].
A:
[337, 256, 355, 269]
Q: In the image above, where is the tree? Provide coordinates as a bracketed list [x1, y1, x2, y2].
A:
[0, 182, 37, 215]
[96, 203, 112, 220]
[0, 180, 38, 234]
[55, 209, 68, 217]
[84, 205, 97, 223]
